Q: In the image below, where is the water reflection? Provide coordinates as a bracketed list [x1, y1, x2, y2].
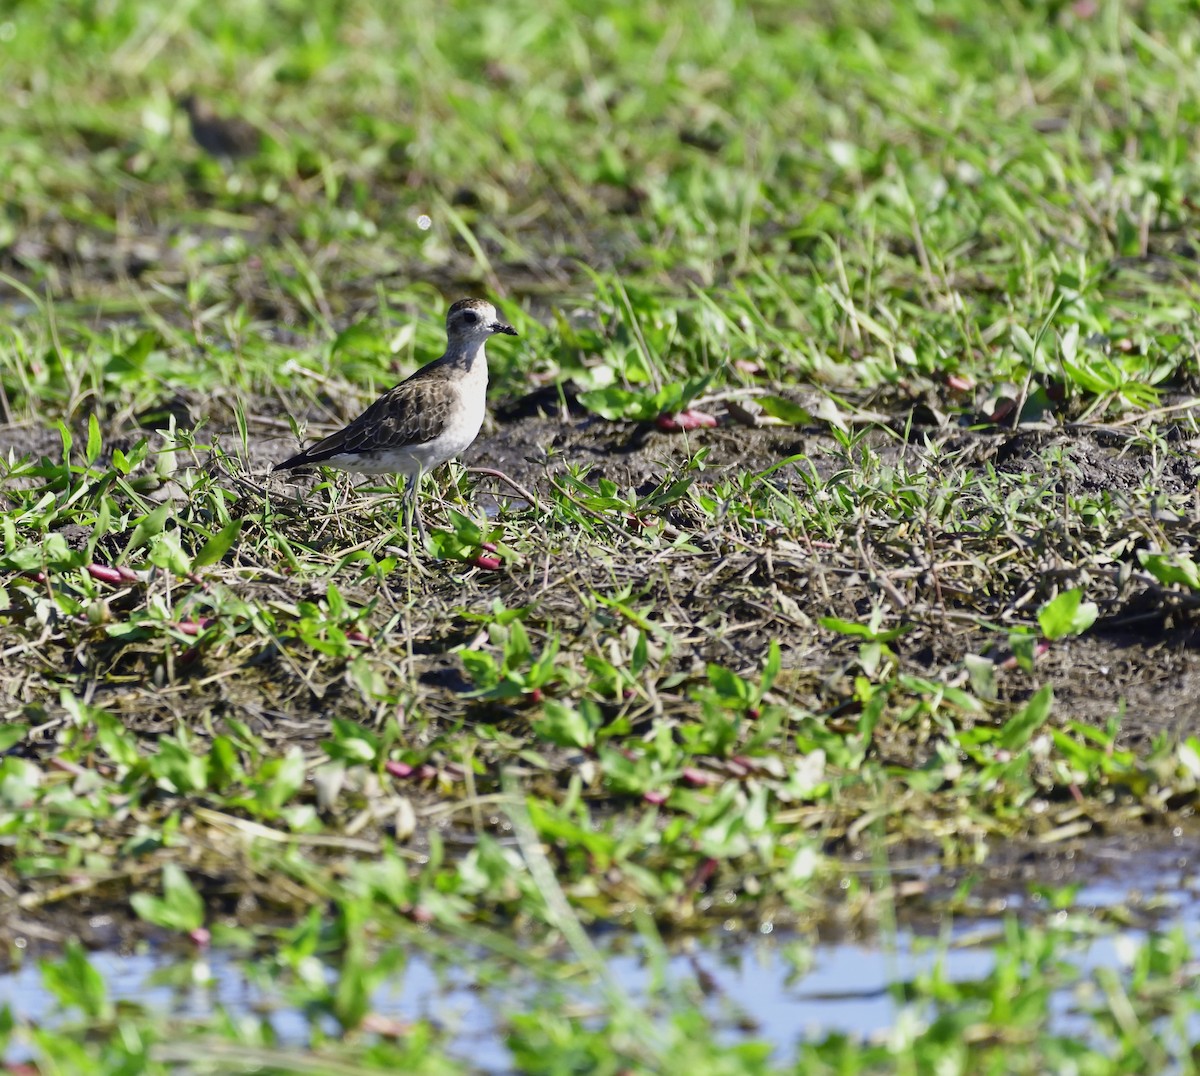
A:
[1, 848, 1195, 1070]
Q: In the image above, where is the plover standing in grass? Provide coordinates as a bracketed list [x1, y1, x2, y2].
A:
[177, 94, 262, 161]
[275, 298, 517, 543]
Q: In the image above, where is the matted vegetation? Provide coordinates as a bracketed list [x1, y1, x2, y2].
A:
[3, 0, 1200, 1070]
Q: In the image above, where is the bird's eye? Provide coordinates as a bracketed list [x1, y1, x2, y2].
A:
[461, 311, 478, 324]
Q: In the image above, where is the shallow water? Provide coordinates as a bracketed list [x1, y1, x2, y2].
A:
[3, 848, 1197, 1069]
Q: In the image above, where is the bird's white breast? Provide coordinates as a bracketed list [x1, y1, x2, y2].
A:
[332, 350, 488, 477]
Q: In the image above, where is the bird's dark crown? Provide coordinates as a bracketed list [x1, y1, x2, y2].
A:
[448, 298, 493, 316]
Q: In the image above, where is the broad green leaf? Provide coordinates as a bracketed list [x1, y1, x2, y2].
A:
[130, 864, 204, 933]
[707, 663, 752, 706]
[504, 619, 532, 668]
[193, 519, 243, 568]
[148, 530, 191, 576]
[577, 386, 658, 421]
[1138, 551, 1200, 591]
[256, 747, 307, 813]
[460, 649, 499, 688]
[330, 319, 379, 356]
[0, 724, 26, 753]
[532, 699, 594, 749]
[95, 711, 140, 768]
[1180, 738, 1200, 781]
[85, 413, 101, 466]
[1037, 588, 1097, 640]
[40, 941, 111, 1020]
[448, 509, 483, 546]
[123, 503, 172, 560]
[999, 684, 1054, 752]
[758, 395, 814, 426]
[153, 737, 210, 793]
[819, 616, 910, 642]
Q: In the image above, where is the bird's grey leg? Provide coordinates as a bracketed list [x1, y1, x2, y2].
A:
[412, 472, 428, 545]
[403, 471, 428, 550]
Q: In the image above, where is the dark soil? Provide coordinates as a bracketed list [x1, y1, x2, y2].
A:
[249, 389, 1200, 760]
[5, 384, 1200, 943]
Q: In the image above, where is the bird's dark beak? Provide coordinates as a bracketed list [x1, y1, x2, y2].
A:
[492, 322, 518, 336]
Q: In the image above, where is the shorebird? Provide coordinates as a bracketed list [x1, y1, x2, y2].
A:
[177, 94, 262, 161]
[275, 298, 517, 543]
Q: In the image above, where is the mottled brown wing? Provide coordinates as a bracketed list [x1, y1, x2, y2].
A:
[276, 377, 452, 469]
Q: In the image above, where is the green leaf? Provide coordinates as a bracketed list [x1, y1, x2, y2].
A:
[235, 401, 249, 454]
[123, 503, 171, 560]
[152, 737, 210, 793]
[330, 319, 380, 356]
[85, 413, 101, 466]
[148, 530, 191, 576]
[1138, 551, 1200, 591]
[631, 630, 649, 676]
[999, 684, 1054, 752]
[1008, 629, 1038, 673]
[43, 532, 79, 569]
[707, 663, 752, 707]
[112, 331, 159, 374]
[532, 699, 595, 749]
[256, 747, 306, 813]
[577, 386, 659, 421]
[1180, 738, 1200, 781]
[447, 509, 483, 547]
[130, 864, 204, 933]
[761, 640, 781, 694]
[460, 649, 499, 688]
[2, 533, 80, 572]
[1037, 588, 1098, 640]
[325, 717, 379, 764]
[0, 724, 26, 753]
[758, 395, 814, 426]
[1115, 208, 1140, 257]
[40, 941, 111, 1020]
[55, 419, 73, 460]
[210, 735, 243, 789]
[95, 714, 140, 768]
[332, 943, 370, 1030]
[193, 519, 243, 568]
[819, 616, 910, 642]
[86, 498, 111, 561]
[4, 544, 46, 571]
[504, 620, 532, 668]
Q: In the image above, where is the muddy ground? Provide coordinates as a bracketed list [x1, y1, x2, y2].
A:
[3, 380, 1200, 951]
[8, 382, 1200, 754]
[269, 386, 1200, 739]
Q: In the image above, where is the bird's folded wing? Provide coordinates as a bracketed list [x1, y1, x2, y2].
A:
[298, 379, 452, 461]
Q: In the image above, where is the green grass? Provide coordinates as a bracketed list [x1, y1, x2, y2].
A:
[2, 0, 1200, 1070]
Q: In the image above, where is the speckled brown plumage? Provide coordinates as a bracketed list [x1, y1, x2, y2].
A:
[274, 300, 517, 518]
[275, 375, 459, 471]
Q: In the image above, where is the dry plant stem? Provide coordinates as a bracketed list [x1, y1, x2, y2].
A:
[466, 465, 541, 511]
